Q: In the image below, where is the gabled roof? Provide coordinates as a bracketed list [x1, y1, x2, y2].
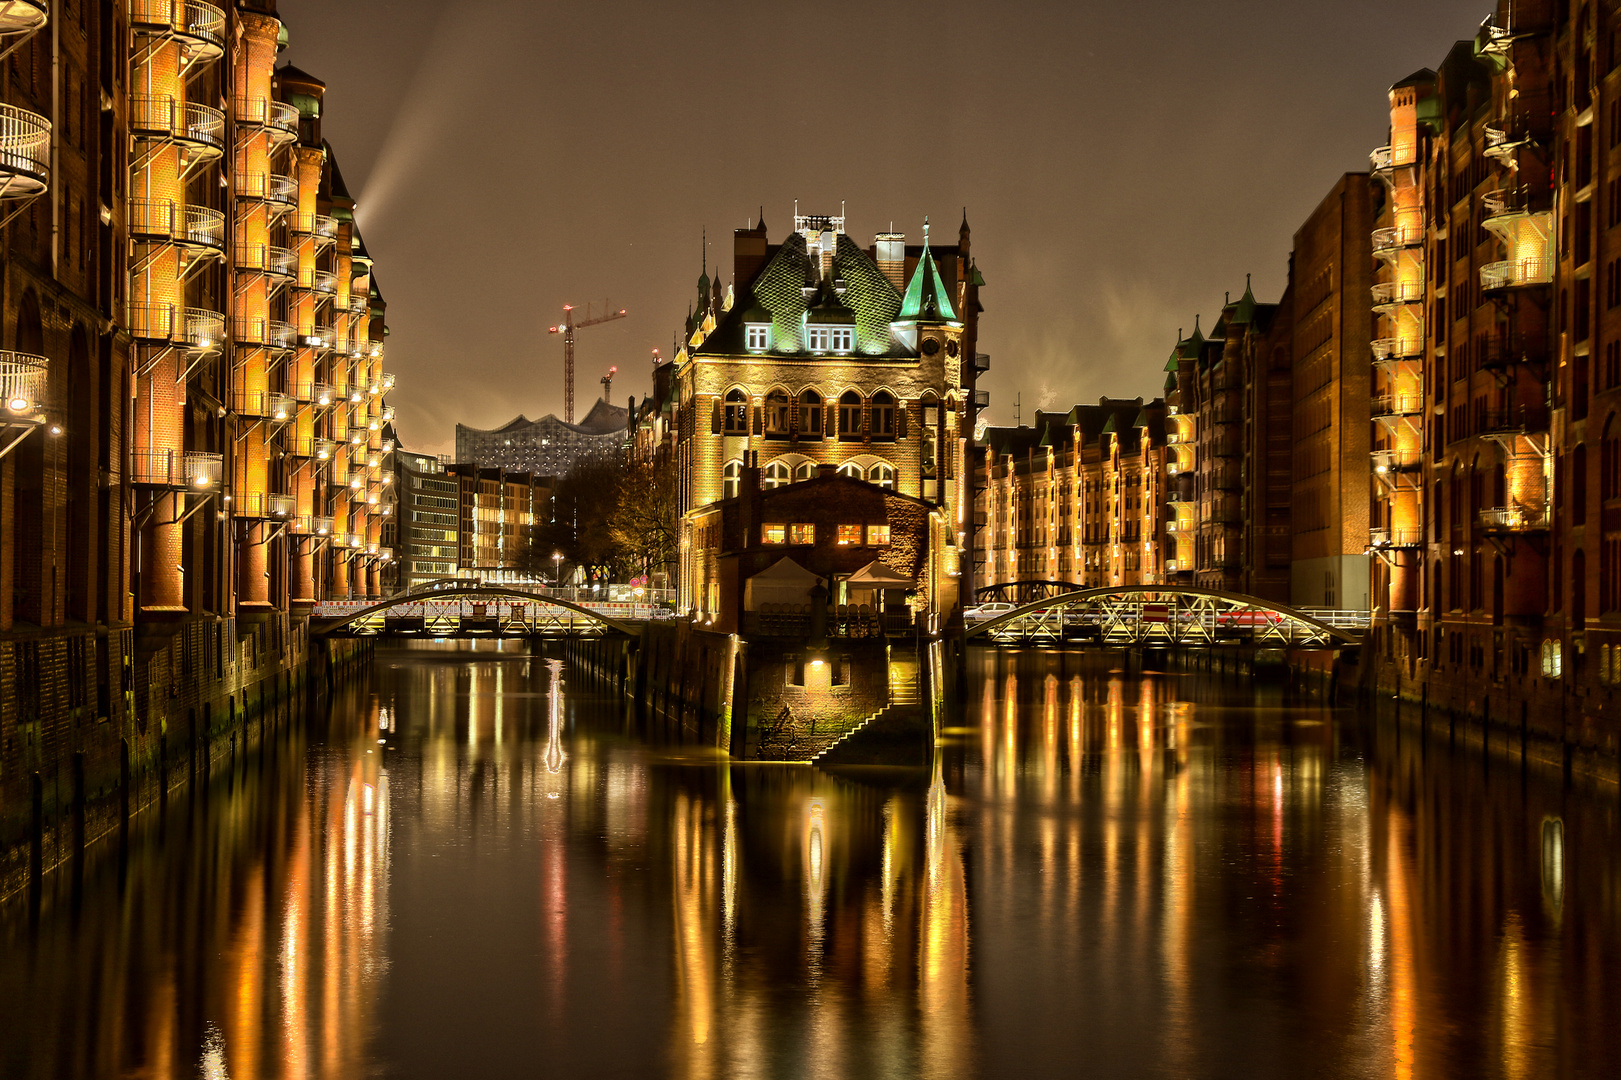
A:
[697, 232, 907, 357]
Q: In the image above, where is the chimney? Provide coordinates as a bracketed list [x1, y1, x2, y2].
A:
[875, 232, 906, 291]
[734, 217, 769, 289]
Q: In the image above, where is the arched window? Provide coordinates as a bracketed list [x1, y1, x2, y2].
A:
[1574, 444, 1588, 526]
[765, 390, 791, 437]
[870, 462, 895, 490]
[793, 461, 818, 483]
[1573, 548, 1587, 627]
[763, 460, 792, 489]
[1602, 416, 1619, 501]
[723, 389, 749, 435]
[838, 391, 862, 440]
[798, 390, 823, 440]
[837, 462, 864, 481]
[870, 391, 896, 440]
[722, 459, 742, 499]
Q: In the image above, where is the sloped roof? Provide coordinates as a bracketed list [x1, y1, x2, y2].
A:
[750, 556, 822, 586]
[846, 560, 915, 587]
[898, 236, 957, 322]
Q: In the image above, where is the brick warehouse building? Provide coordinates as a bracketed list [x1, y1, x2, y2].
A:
[0, 1, 396, 896]
[1361, 0, 1621, 778]
[670, 209, 984, 629]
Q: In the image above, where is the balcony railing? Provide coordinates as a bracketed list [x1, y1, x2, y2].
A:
[1371, 336, 1423, 362]
[290, 213, 338, 241]
[1480, 257, 1551, 291]
[233, 242, 296, 278]
[130, 96, 225, 154]
[1371, 393, 1424, 418]
[1479, 405, 1549, 435]
[1369, 144, 1417, 173]
[131, 448, 222, 488]
[291, 514, 334, 536]
[233, 317, 297, 350]
[1, 351, 48, 418]
[311, 270, 337, 294]
[973, 352, 990, 373]
[972, 389, 990, 408]
[237, 171, 297, 206]
[1369, 527, 1425, 548]
[128, 200, 224, 251]
[1371, 448, 1423, 473]
[235, 97, 299, 138]
[1479, 505, 1549, 532]
[0, 1, 47, 36]
[1371, 281, 1424, 307]
[1371, 223, 1424, 255]
[346, 426, 370, 447]
[235, 492, 295, 519]
[0, 103, 52, 196]
[129, 1, 227, 56]
[234, 389, 294, 421]
[378, 372, 396, 393]
[125, 304, 223, 351]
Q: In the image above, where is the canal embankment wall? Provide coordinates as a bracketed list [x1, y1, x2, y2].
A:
[1, 614, 372, 903]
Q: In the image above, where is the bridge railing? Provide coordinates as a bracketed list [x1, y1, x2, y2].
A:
[312, 597, 657, 621]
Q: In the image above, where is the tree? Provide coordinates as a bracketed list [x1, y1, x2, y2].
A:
[523, 460, 626, 582]
[609, 457, 680, 584]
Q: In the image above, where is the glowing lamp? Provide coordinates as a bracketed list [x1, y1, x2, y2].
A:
[7, 395, 29, 412]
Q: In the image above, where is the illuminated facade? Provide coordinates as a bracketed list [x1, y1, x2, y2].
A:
[977, 399, 1169, 590]
[446, 463, 549, 583]
[672, 210, 983, 623]
[455, 397, 628, 476]
[2, 1, 394, 895]
[1367, 1, 1620, 760]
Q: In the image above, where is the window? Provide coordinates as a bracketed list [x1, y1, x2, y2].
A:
[723, 389, 748, 434]
[867, 524, 890, 545]
[870, 391, 896, 439]
[763, 460, 792, 489]
[830, 327, 853, 352]
[793, 461, 817, 482]
[806, 325, 853, 353]
[870, 463, 895, 490]
[807, 327, 829, 351]
[763, 524, 787, 544]
[836, 524, 862, 545]
[838, 391, 862, 439]
[798, 390, 823, 439]
[765, 390, 791, 437]
[837, 462, 864, 481]
[723, 459, 742, 500]
[790, 523, 815, 544]
[746, 324, 769, 350]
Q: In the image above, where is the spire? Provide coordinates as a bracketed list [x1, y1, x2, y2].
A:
[697, 230, 710, 313]
[897, 215, 957, 322]
[959, 207, 971, 258]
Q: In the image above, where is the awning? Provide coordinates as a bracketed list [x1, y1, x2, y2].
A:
[845, 560, 915, 589]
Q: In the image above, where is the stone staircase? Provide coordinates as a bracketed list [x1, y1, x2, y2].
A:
[812, 658, 922, 764]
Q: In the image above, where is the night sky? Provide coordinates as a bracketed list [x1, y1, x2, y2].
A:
[277, 0, 1491, 457]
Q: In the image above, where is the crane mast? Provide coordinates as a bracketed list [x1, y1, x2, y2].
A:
[547, 300, 627, 423]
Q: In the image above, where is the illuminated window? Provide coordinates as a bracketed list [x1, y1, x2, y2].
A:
[790, 523, 815, 544]
[763, 523, 787, 544]
[746, 324, 769, 350]
[723, 459, 742, 500]
[837, 462, 864, 481]
[723, 389, 749, 434]
[868, 524, 890, 545]
[763, 460, 792, 489]
[807, 327, 830, 351]
[870, 462, 895, 490]
[836, 524, 862, 545]
[838, 391, 862, 439]
[830, 327, 853, 352]
[798, 389, 823, 439]
[793, 462, 817, 482]
[870, 391, 896, 439]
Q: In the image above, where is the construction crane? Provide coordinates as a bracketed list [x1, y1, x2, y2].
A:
[600, 365, 618, 401]
[548, 301, 626, 423]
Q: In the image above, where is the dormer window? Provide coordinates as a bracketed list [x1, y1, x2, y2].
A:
[746, 324, 769, 351]
[807, 326, 854, 354]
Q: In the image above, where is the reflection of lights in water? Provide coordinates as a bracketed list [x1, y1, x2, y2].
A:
[1541, 817, 1564, 920]
[545, 660, 566, 775]
[363, 783, 375, 814]
[1368, 892, 1386, 982]
[200, 1022, 229, 1079]
[805, 798, 828, 974]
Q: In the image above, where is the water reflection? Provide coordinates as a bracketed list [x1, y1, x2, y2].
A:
[1, 646, 1618, 1078]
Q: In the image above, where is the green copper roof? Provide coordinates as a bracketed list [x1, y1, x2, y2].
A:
[898, 227, 957, 322]
[1100, 415, 1118, 435]
[967, 260, 985, 288]
[1133, 409, 1148, 429]
[1230, 275, 1256, 325]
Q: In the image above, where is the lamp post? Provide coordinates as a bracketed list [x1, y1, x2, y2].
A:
[553, 551, 563, 594]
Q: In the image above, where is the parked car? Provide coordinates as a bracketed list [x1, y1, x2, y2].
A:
[964, 601, 1019, 622]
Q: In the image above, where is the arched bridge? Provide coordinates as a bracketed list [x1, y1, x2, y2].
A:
[967, 586, 1368, 647]
[310, 586, 645, 639]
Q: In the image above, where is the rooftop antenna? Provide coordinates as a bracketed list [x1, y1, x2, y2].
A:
[1015, 392, 1022, 427]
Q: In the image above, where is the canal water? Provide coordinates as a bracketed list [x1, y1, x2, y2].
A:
[2, 644, 1618, 1079]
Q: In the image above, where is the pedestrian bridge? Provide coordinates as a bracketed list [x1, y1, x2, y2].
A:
[967, 586, 1368, 647]
[309, 586, 648, 639]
